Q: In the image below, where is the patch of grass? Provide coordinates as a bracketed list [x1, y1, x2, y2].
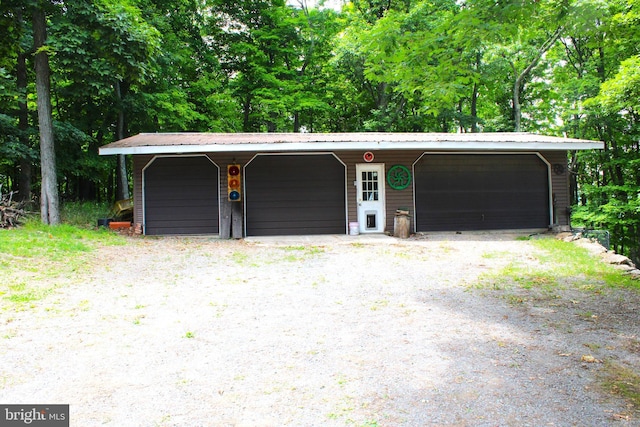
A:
[278, 245, 325, 261]
[482, 250, 512, 259]
[0, 219, 124, 259]
[584, 342, 601, 351]
[5, 282, 54, 304]
[531, 238, 638, 289]
[438, 241, 455, 253]
[481, 263, 559, 297]
[230, 251, 250, 264]
[600, 361, 640, 410]
[61, 201, 112, 228]
[505, 293, 526, 305]
[0, 219, 125, 311]
[476, 237, 639, 292]
[394, 251, 412, 259]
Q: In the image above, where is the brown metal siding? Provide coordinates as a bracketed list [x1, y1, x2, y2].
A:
[131, 149, 569, 236]
[244, 154, 346, 236]
[216, 150, 420, 236]
[143, 156, 219, 235]
[414, 154, 550, 231]
[542, 150, 571, 226]
[333, 151, 420, 233]
[133, 155, 153, 226]
[378, 152, 420, 231]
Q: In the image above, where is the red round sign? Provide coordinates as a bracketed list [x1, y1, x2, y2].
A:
[363, 151, 374, 162]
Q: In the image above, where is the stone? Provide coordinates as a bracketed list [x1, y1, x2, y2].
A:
[601, 252, 634, 266]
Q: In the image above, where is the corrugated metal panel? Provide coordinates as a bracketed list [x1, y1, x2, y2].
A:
[544, 150, 571, 226]
[100, 132, 603, 155]
[133, 155, 153, 225]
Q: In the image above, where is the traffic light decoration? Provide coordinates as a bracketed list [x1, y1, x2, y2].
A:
[227, 164, 241, 202]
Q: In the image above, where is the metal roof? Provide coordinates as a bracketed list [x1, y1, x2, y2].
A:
[98, 132, 603, 155]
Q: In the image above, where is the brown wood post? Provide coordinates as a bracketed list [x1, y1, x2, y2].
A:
[219, 199, 231, 239]
[231, 201, 243, 239]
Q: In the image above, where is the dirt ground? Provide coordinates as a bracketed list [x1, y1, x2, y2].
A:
[1, 232, 639, 426]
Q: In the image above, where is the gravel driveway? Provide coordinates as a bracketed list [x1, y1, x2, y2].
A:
[1, 232, 639, 426]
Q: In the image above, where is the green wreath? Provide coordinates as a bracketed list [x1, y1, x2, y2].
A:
[387, 165, 411, 190]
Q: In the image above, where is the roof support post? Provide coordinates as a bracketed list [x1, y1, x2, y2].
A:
[220, 198, 243, 239]
[220, 200, 230, 239]
[231, 201, 243, 239]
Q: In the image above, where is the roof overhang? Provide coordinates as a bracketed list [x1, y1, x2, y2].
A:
[98, 132, 604, 156]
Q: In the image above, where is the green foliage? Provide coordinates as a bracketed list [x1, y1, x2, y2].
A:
[594, 55, 640, 113]
[0, 113, 33, 162]
[60, 200, 113, 228]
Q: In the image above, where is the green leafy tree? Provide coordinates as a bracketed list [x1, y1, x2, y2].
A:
[51, 0, 161, 200]
[207, 0, 342, 132]
[568, 0, 640, 263]
[0, 3, 37, 201]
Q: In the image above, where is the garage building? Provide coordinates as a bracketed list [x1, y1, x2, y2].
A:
[99, 132, 602, 237]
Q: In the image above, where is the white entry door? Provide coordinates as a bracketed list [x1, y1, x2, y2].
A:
[356, 163, 386, 233]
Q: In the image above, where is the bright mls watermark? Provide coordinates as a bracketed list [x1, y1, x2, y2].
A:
[1, 405, 68, 426]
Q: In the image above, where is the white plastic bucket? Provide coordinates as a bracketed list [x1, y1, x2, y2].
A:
[349, 222, 359, 236]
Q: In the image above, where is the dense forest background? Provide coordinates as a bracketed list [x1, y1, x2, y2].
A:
[0, 0, 638, 261]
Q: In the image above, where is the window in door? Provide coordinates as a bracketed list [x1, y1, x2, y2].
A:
[361, 171, 379, 201]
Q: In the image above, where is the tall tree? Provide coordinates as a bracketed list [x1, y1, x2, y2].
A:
[0, 2, 36, 200]
[32, 2, 59, 224]
[207, 0, 341, 132]
[14, 7, 32, 202]
[564, 0, 640, 263]
[51, 0, 161, 200]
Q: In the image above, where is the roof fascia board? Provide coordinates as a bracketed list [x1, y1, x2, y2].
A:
[99, 140, 603, 155]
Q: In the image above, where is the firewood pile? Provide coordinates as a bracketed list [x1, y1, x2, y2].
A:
[0, 185, 27, 228]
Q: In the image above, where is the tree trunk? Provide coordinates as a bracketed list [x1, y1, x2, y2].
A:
[470, 51, 481, 133]
[114, 80, 130, 201]
[16, 19, 32, 203]
[293, 111, 300, 132]
[242, 97, 251, 132]
[470, 81, 478, 133]
[33, 6, 60, 225]
[513, 78, 522, 131]
[513, 27, 563, 132]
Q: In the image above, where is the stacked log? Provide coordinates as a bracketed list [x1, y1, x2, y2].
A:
[0, 186, 27, 228]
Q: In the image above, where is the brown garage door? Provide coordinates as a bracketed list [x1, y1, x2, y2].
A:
[245, 154, 346, 236]
[144, 156, 219, 235]
[414, 154, 549, 231]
